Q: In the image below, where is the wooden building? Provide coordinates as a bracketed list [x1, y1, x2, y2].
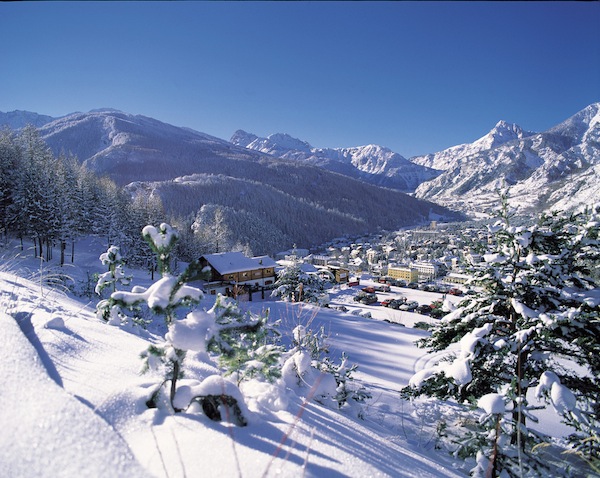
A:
[200, 252, 277, 296]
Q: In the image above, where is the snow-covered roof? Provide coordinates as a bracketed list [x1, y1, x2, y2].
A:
[202, 252, 275, 274]
[252, 255, 278, 269]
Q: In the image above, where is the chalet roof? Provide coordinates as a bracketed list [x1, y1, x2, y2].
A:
[253, 255, 278, 268]
[202, 252, 276, 275]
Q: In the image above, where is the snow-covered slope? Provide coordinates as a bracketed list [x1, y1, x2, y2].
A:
[0, 255, 465, 478]
[39, 109, 236, 184]
[412, 104, 600, 215]
[231, 131, 441, 192]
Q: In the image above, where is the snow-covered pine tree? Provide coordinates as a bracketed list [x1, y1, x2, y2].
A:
[0, 130, 21, 241]
[271, 249, 328, 304]
[104, 224, 278, 422]
[207, 294, 283, 385]
[281, 324, 371, 417]
[8, 126, 58, 259]
[402, 193, 600, 476]
[53, 155, 81, 265]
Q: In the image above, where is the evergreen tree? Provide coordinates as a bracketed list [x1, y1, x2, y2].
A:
[54, 155, 81, 265]
[271, 250, 328, 304]
[8, 126, 58, 259]
[402, 195, 600, 476]
[0, 130, 20, 241]
[208, 294, 283, 385]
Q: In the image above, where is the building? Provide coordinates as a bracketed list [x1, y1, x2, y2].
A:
[200, 252, 277, 295]
[306, 254, 332, 267]
[443, 272, 472, 286]
[410, 261, 441, 281]
[387, 264, 419, 283]
[326, 265, 350, 283]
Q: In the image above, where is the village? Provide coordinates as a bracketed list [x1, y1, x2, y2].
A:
[197, 220, 489, 324]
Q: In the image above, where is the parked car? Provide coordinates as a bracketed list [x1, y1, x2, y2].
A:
[448, 288, 463, 296]
[361, 286, 376, 293]
[416, 304, 432, 314]
[420, 283, 439, 292]
[399, 300, 418, 311]
[354, 291, 378, 305]
[388, 299, 404, 310]
[373, 284, 391, 292]
[361, 293, 378, 305]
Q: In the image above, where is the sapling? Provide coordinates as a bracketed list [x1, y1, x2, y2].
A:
[107, 223, 280, 423]
[281, 321, 371, 417]
[95, 245, 133, 325]
[208, 294, 283, 385]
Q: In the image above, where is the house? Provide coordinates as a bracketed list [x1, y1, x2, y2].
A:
[200, 252, 277, 296]
[443, 272, 472, 286]
[326, 265, 350, 283]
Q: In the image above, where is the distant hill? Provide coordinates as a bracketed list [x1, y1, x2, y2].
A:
[0, 110, 56, 129]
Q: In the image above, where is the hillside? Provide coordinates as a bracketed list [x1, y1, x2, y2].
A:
[0, 242, 466, 478]
[412, 103, 600, 215]
[1, 230, 595, 477]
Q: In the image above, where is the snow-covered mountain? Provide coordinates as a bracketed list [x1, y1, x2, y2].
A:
[38, 109, 237, 184]
[412, 104, 600, 215]
[0, 110, 56, 129]
[231, 131, 441, 192]
[411, 120, 536, 171]
[9, 108, 460, 253]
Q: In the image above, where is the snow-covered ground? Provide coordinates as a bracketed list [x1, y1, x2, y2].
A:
[0, 238, 591, 477]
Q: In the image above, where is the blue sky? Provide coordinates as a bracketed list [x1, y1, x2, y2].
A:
[1, 2, 598, 157]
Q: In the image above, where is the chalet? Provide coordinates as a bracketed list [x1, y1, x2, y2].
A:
[200, 252, 277, 296]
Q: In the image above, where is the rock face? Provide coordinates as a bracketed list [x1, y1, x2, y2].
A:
[411, 103, 600, 215]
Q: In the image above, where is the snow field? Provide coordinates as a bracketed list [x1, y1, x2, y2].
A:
[0, 265, 464, 477]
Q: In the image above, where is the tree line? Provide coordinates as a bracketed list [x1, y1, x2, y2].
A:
[0, 126, 166, 267]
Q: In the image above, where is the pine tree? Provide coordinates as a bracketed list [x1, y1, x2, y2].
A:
[208, 294, 283, 385]
[402, 194, 600, 476]
[0, 129, 21, 240]
[271, 250, 328, 304]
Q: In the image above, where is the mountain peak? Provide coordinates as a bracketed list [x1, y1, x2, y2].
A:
[88, 108, 124, 114]
[231, 130, 258, 146]
[477, 120, 533, 149]
[0, 110, 56, 129]
[266, 133, 312, 152]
